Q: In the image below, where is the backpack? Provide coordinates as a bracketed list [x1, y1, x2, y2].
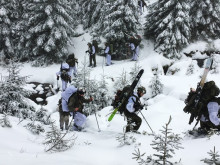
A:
[112, 85, 131, 114]
[134, 35, 142, 48]
[183, 81, 220, 124]
[61, 86, 78, 112]
[92, 40, 99, 54]
[66, 55, 78, 67]
[60, 69, 69, 81]
[109, 44, 113, 55]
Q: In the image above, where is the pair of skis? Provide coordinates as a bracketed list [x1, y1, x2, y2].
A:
[108, 69, 144, 121]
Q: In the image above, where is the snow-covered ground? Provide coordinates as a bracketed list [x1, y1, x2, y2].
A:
[1, 5, 220, 165]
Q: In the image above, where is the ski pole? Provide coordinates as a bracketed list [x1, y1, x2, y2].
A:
[139, 110, 154, 134]
[94, 111, 101, 132]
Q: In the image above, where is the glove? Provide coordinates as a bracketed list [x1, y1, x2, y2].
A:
[57, 76, 59, 80]
[85, 50, 89, 53]
[134, 104, 144, 111]
[68, 77, 71, 83]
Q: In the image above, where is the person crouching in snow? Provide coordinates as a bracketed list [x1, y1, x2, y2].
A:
[67, 88, 93, 131]
[56, 63, 71, 91]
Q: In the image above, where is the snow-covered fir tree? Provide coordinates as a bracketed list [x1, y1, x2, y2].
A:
[186, 61, 195, 75]
[78, 0, 99, 29]
[116, 132, 136, 147]
[149, 68, 164, 97]
[96, 73, 111, 109]
[145, 0, 191, 59]
[0, 112, 12, 128]
[190, 0, 220, 41]
[24, 121, 45, 135]
[0, 60, 36, 120]
[71, 58, 110, 116]
[133, 116, 183, 165]
[0, 1, 15, 59]
[130, 62, 142, 87]
[211, 57, 220, 74]
[201, 146, 220, 165]
[35, 106, 52, 125]
[94, 0, 141, 59]
[44, 121, 76, 152]
[114, 69, 130, 90]
[151, 116, 183, 165]
[22, 0, 76, 66]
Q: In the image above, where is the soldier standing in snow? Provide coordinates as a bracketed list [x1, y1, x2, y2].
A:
[129, 36, 141, 61]
[59, 86, 77, 131]
[86, 42, 96, 67]
[56, 63, 71, 91]
[124, 86, 146, 133]
[104, 42, 111, 66]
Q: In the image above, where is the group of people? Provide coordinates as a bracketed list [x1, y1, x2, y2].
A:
[85, 36, 142, 68]
[56, 40, 219, 135]
[58, 78, 220, 134]
[58, 84, 146, 133]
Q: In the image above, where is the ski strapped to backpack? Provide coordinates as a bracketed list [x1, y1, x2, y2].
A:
[108, 69, 144, 122]
[183, 58, 213, 126]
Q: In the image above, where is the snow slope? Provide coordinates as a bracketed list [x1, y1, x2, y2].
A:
[1, 5, 220, 165]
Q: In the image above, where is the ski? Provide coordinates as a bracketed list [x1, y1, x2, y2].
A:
[183, 57, 213, 125]
[108, 69, 144, 122]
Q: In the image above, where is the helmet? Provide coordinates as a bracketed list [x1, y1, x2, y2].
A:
[137, 86, 146, 94]
[78, 89, 86, 95]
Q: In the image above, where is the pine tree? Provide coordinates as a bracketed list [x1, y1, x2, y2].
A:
[22, 0, 76, 66]
[0, 60, 36, 120]
[145, 0, 191, 59]
[35, 106, 52, 125]
[149, 68, 164, 97]
[133, 116, 183, 165]
[0, 0, 15, 59]
[78, 0, 99, 29]
[116, 132, 136, 146]
[201, 146, 220, 165]
[151, 116, 183, 165]
[114, 69, 130, 90]
[24, 121, 45, 135]
[190, 0, 220, 41]
[0, 112, 12, 128]
[186, 62, 195, 75]
[44, 121, 76, 152]
[94, 0, 141, 59]
[130, 62, 142, 87]
[71, 58, 110, 116]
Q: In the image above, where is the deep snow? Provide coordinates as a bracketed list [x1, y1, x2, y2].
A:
[1, 4, 220, 165]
